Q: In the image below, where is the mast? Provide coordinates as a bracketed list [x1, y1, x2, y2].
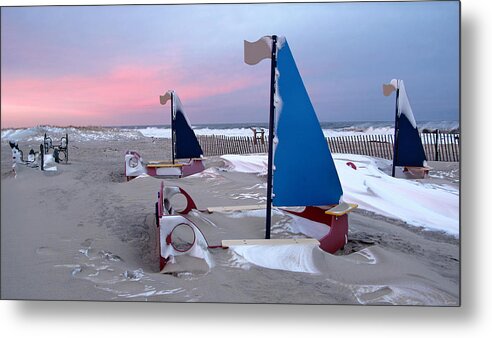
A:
[171, 91, 175, 164]
[40, 144, 44, 171]
[392, 80, 400, 177]
[265, 35, 277, 240]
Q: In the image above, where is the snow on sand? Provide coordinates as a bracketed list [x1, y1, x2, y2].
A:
[219, 153, 459, 236]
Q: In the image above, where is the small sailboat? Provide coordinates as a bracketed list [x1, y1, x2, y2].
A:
[383, 79, 429, 178]
[125, 90, 205, 180]
[153, 36, 357, 272]
[154, 182, 213, 273]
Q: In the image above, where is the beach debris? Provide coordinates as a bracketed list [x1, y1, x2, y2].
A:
[99, 250, 122, 262]
[346, 161, 357, 170]
[123, 269, 144, 281]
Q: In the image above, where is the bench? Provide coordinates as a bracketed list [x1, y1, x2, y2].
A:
[43, 133, 68, 163]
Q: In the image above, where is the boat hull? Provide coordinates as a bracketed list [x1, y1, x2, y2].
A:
[125, 150, 205, 180]
[156, 183, 351, 257]
[155, 182, 210, 272]
[281, 206, 349, 254]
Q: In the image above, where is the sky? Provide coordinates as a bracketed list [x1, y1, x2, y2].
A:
[1, 1, 460, 128]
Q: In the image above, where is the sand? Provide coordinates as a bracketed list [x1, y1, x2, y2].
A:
[0, 130, 459, 304]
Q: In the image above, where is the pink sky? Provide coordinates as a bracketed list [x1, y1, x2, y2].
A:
[1, 4, 459, 128]
[1, 62, 261, 128]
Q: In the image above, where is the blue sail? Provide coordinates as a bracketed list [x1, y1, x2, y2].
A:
[172, 94, 203, 159]
[395, 113, 427, 167]
[394, 81, 427, 167]
[272, 40, 343, 207]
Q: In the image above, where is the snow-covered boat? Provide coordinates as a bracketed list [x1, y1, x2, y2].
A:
[153, 36, 357, 272]
[383, 79, 429, 178]
[125, 90, 205, 180]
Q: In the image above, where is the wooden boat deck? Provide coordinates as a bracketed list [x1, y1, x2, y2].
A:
[221, 238, 320, 248]
[324, 202, 358, 216]
[146, 162, 184, 168]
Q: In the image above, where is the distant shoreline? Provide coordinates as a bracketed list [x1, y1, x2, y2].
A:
[1, 120, 460, 132]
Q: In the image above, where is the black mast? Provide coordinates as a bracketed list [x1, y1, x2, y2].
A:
[265, 35, 278, 240]
[40, 144, 44, 171]
[392, 80, 400, 177]
[171, 91, 175, 164]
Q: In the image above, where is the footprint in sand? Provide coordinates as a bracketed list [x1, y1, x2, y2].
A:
[80, 238, 93, 247]
[35, 246, 58, 255]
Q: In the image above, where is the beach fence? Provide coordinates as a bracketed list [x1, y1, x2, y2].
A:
[197, 135, 268, 156]
[327, 131, 460, 162]
[197, 131, 460, 162]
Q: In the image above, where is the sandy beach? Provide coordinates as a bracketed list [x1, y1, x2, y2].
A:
[1, 129, 459, 304]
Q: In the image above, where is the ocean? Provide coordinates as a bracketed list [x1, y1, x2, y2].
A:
[119, 120, 460, 139]
[1, 120, 459, 143]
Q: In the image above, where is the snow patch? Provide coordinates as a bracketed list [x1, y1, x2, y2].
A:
[229, 243, 321, 274]
[219, 153, 459, 236]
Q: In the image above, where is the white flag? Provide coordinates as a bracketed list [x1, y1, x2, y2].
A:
[244, 36, 272, 65]
[160, 90, 173, 105]
[383, 79, 417, 128]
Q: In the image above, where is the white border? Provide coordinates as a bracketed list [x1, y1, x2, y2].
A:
[1, 0, 490, 337]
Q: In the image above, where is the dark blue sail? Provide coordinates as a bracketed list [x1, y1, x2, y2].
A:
[272, 40, 343, 207]
[172, 94, 203, 159]
[395, 113, 427, 167]
[392, 80, 427, 167]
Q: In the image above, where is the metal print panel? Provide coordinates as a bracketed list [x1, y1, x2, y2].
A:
[0, 1, 460, 305]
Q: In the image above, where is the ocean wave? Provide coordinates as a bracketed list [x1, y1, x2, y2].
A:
[137, 121, 458, 139]
[2, 121, 459, 143]
[137, 126, 262, 138]
[1, 125, 142, 142]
